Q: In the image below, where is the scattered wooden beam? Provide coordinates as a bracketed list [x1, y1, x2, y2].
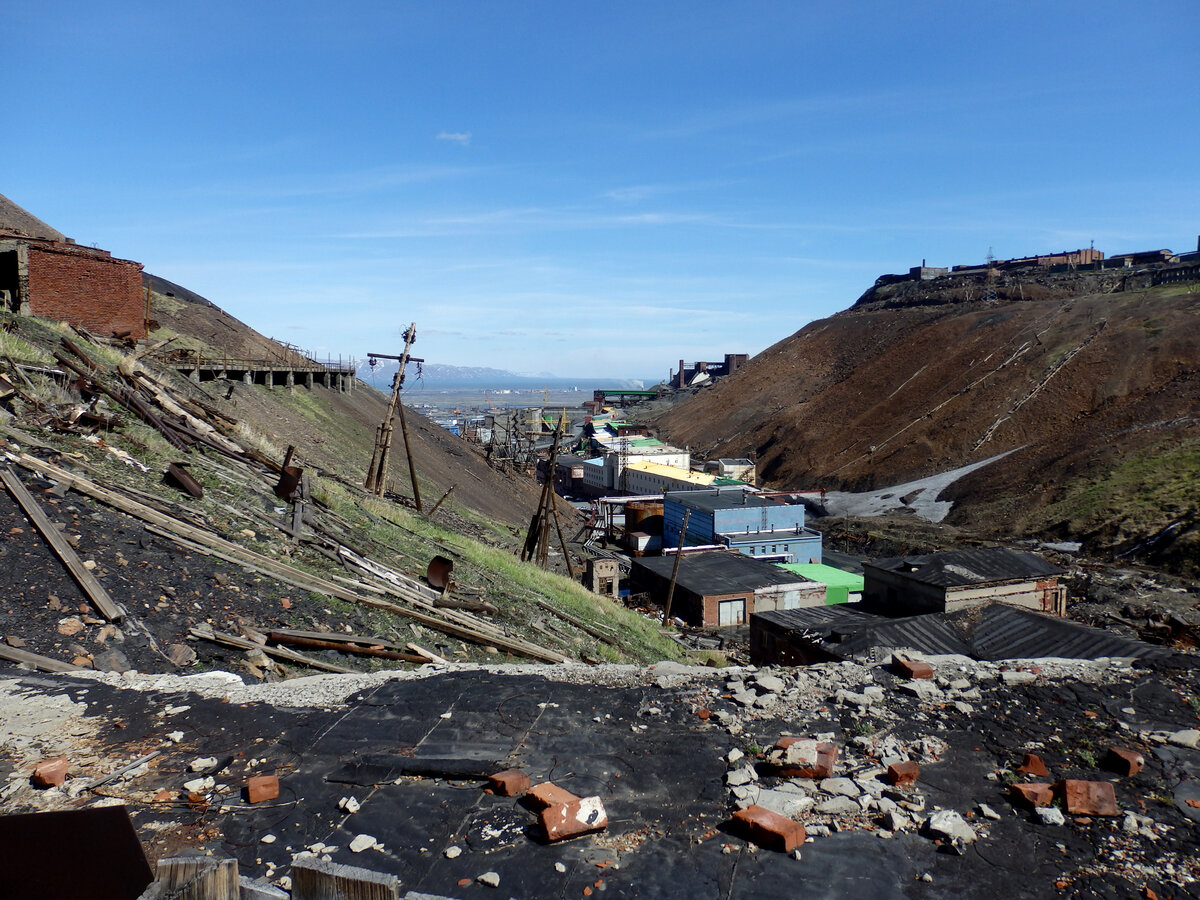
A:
[14, 453, 569, 663]
[266, 632, 425, 663]
[190, 624, 357, 674]
[140, 856, 239, 900]
[0, 466, 123, 622]
[290, 856, 400, 900]
[164, 462, 204, 499]
[534, 599, 620, 647]
[0, 643, 82, 673]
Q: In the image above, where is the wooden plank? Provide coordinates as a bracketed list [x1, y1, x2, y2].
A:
[140, 857, 239, 900]
[534, 599, 620, 647]
[0, 643, 82, 673]
[0, 466, 123, 622]
[266, 632, 425, 663]
[290, 856, 400, 900]
[13, 454, 568, 663]
[190, 624, 357, 674]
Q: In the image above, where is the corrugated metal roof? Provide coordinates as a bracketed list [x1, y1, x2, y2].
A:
[752, 601, 1172, 662]
[868, 548, 1064, 587]
[633, 551, 809, 594]
[965, 605, 1171, 661]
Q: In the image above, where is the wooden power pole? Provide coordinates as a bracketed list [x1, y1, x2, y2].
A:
[364, 324, 424, 509]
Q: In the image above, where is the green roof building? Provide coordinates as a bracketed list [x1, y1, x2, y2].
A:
[776, 563, 864, 606]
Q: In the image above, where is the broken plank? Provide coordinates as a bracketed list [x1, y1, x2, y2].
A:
[13, 454, 568, 663]
[0, 466, 123, 622]
[266, 632, 425, 663]
[534, 599, 619, 645]
[190, 624, 357, 674]
[0, 643, 82, 673]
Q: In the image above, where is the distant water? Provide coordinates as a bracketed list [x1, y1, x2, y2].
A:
[363, 375, 660, 411]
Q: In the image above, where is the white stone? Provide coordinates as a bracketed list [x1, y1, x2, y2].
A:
[1036, 807, 1066, 826]
[978, 804, 1001, 821]
[444, 845, 462, 859]
[189, 757, 218, 772]
[819, 777, 858, 797]
[1002, 671, 1038, 686]
[726, 748, 745, 766]
[554, 862, 567, 873]
[478, 871, 501, 888]
[815, 795, 860, 815]
[924, 810, 977, 844]
[726, 766, 758, 787]
[349, 834, 377, 853]
[261, 834, 277, 844]
[182, 776, 214, 793]
[166, 731, 184, 743]
[1168, 729, 1200, 749]
[338, 796, 361, 813]
[755, 674, 786, 693]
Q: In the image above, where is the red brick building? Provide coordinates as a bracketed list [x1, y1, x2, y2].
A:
[0, 192, 147, 339]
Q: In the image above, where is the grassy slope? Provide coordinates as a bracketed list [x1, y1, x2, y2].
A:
[3, 307, 686, 667]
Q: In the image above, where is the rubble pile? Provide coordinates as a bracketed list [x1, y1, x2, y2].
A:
[0, 651, 1196, 899]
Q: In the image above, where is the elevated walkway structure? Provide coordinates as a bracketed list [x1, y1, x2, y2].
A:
[162, 351, 356, 393]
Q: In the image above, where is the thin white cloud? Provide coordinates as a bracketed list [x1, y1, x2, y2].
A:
[437, 131, 472, 146]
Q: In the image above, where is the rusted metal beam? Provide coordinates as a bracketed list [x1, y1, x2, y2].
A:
[164, 463, 204, 499]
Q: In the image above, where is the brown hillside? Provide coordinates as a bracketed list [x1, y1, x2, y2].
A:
[148, 280, 548, 529]
[650, 281, 1200, 571]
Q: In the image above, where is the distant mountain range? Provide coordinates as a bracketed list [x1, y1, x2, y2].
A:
[363, 360, 654, 390]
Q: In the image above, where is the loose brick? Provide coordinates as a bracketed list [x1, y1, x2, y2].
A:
[886, 761, 920, 787]
[488, 768, 531, 797]
[770, 737, 839, 778]
[245, 774, 279, 804]
[1056, 780, 1118, 817]
[539, 796, 607, 842]
[525, 782, 580, 810]
[1009, 782, 1054, 809]
[1104, 747, 1144, 777]
[1016, 753, 1050, 778]
[893, 659, 934, 680]
[31, 756, 69, 788]
[731, 805, 807, 853]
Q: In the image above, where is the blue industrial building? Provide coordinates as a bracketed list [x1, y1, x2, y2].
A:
[662, 489, 822, 564]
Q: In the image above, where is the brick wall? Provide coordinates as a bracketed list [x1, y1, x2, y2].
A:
[26, 243, 145, 339]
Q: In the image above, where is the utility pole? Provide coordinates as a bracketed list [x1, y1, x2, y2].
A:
[662, 509, 691, 626]
[364, 324, 424, 508]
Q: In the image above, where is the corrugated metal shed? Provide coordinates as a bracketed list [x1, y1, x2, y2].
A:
[964, 605, 1171, 661]
[752, 601, 1172, 663]
[868, 548, 1064, 587]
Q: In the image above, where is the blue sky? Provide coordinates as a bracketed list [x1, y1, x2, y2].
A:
[8, 1, 1198, 379]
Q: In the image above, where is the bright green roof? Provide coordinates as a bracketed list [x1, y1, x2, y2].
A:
[777, 563, 864, 590]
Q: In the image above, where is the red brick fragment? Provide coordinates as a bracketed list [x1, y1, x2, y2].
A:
[31, 756, 69, 788]
[771, 737, 839, 779]
[1009, 782, 1054, 809]
[730, 805, 807, 853]
[1016, 753, 1050, 778]
[1056, 780, 1118, 817]
[487, 768, 531, 797]
[539, 796, 608, 842]
[893, 659, 933, 680]
[697, 708, 711, 721]
[886, 761, 920, 787]
[245, 774, 279, 804]
[525, 781, 580, 810]
[1104, 747, 1144, 777]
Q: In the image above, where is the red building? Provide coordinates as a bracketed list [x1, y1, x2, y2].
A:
[0, 192, 146, 339]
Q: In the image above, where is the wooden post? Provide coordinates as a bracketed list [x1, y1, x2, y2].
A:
[364, 324, 417, 497]
[662, 509, 690, 626]
[396, 397, 422, 511]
